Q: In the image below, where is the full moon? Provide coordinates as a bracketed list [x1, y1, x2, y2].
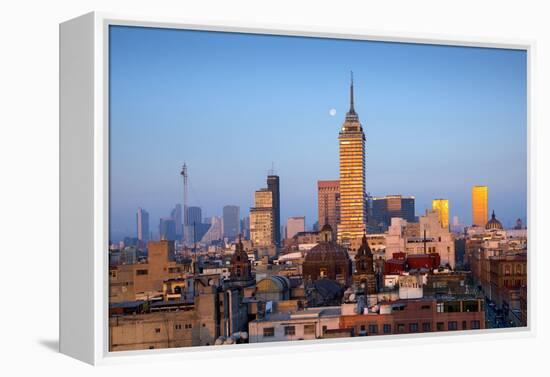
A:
[329, 108, 337, 116]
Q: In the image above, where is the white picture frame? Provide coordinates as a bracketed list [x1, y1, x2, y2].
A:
[59, 11, 535, 365]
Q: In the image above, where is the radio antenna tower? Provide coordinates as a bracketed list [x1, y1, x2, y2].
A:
[180, 163, 189, 228]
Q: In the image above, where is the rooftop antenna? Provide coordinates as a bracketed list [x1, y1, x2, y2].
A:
[268, 161, 276, 176]
[180, 163, 189, 227]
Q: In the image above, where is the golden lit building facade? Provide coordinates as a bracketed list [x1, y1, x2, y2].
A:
[472, 186, 488, 227]
[250, 189, 274, 247]
[432, 199, 450, 229]
[337, 75, 367, 245]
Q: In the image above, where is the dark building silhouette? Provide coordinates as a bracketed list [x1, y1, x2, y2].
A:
[223, 205, 240, 240]
[267, 174, 281, 247]
[372, 195, 415, 229]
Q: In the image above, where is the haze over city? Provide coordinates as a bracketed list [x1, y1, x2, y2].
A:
[108, 26, 527, 241]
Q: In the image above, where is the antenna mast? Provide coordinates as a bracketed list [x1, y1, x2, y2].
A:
[180, 164, 189, 229]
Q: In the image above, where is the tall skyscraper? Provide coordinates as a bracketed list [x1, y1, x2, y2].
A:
[317, 180, 340, 237]
[286, 216, 305, 239]
[371, 195, 415, 229]
[267, 174, 281, 247]
[250, 189, 274, 247]
[472, 185, 488, 227]
[338, 74, 367, 245]
[184, 206, 203, 243]
[432, 199, 450, 229]
[136, 207, 149, 242]
[223, 205, 240, 240]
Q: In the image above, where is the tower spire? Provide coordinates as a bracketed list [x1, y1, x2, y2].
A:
[349, 71, 355, 114]
[345, 71, 359, 122]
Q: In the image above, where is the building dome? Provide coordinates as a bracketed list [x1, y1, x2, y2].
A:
[303, 226, 351, 286]
[485, 210, 503, 230]
[305, 242, 350, 264]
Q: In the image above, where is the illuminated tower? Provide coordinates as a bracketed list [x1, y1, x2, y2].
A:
[472, 186, 488, 227]
[432, 199, 450, 229]
[337, 73, 367, 245]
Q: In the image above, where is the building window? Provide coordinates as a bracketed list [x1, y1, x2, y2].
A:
[422, 322, 431, 332]
[155, 328, 161, 333]
[263, 327, 275, 337]
[436, 302, 444, 313]
[448, 321, 458, 331]
[471, 320, 481, 329]
[444, 301, 461, 313]
[409, 323, 418, 333]
[284, 326, 296, 336]
[360, 325, 366, 333]
[463, 300, 479, 312]
[175, 324, 182, 330]
[383, 324, 392, 334]
[368, 324, 378, 334]
[397, 324, 405, 333]
[304, 324, 315, 335]
[319, 268, 327, 278]
[421, 305, 431, 310]
[136, 269, 148, 276]
[436, 322, 444, 331]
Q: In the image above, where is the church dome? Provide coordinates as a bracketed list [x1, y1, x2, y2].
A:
[485, 210, 503, 230]
[305, 241, 350, 264]
[303, 231, 351, 286]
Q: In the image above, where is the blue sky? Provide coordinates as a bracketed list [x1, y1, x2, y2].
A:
[109, 25, 527, 241]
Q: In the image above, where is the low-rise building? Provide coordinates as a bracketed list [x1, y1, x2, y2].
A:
[249, 306, 342, 343]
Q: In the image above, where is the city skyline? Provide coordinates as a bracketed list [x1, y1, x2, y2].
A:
[109, 26, 527, 241]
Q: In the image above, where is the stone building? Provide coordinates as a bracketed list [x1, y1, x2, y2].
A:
[302, 224, 351, 286]
[109, 240, 191, 302]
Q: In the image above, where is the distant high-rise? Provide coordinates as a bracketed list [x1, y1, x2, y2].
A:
[159, 217, 176, 241]
[338, 73, 367, 245]
[286, 216, 305, 239]
[317, 180, 340, 238]
[432, 199, 450, 229]
[241, 216, 251, 239]
[186, 206, 202, 226]
[250, 189, 274, 247]
[223, 205, 240, 240]
[171, 204, 183, 239]
[201, 216, 223, 243]
[472, 186, 488, 227]
[184, 206, 203, 243]
[372, 195, 415, 229]
[136, 207, 150, 242]
[267, 174, 281, 247]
